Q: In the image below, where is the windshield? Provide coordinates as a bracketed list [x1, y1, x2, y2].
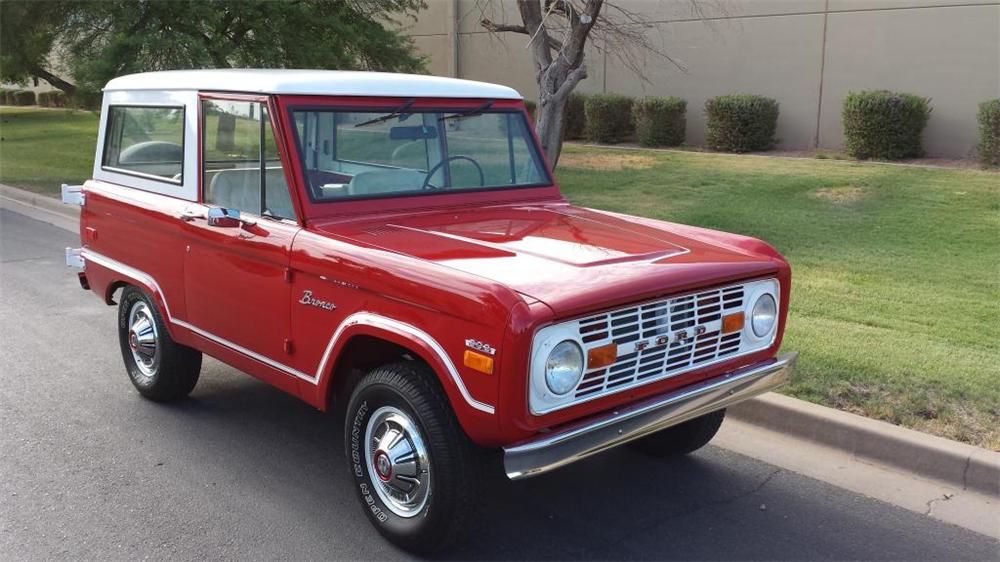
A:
[290, 107, 550, 201]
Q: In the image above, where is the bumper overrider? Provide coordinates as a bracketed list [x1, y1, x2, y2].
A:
[504, 352, 798, 480]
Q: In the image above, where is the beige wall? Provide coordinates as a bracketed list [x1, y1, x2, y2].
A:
[405, 0, 1000, 157]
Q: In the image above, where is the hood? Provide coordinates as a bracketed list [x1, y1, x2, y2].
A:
[311, 203, 784, 317]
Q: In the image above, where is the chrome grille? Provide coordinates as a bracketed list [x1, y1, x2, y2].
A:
[574, 284, 747, 400]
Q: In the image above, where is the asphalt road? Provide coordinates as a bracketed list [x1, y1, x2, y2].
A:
[1, 206, 997, 561]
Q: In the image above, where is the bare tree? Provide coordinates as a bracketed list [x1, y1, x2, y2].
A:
[479, 0, 708, 166]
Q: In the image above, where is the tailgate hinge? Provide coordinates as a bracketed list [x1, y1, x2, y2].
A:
[61, 184, 85, 206]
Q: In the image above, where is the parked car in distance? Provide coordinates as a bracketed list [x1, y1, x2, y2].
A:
[64, 69, 796, 553]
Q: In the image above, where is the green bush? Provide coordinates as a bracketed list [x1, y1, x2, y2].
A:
[976, 99, 1000, 167]
[524, 100, 537, 122]
[36, 91, 67, 108]
[842, 90, 931, 160]
[0, 88, 11, 105]
[68, 87, 102, 110]
[12, 90, 36, 106]
[705, 94, 779, 152]
[563, 92, 588, 140]
[585, 93, 634, 143]
[633, 96, 686, 147]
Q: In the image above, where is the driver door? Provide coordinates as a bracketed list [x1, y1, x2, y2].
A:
[182, 96, 300, 367]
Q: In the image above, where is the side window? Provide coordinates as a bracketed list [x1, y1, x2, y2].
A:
[102, 106, 184, 182]
[202, 100, 294, 220]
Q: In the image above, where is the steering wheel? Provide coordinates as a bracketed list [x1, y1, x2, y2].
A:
[421, 155, 485, 190]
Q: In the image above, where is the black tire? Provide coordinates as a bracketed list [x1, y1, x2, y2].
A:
[630, 409, 726, 456]
[344, 361, 483, 553]
[118, 286, 201, 401]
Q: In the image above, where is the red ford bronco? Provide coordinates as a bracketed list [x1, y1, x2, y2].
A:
[65, 69, 795, 552]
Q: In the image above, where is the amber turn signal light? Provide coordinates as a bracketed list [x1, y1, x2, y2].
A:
[587, 343, 617, 370]
[722, 312, 744, 334]
[463, 350, 494, 375]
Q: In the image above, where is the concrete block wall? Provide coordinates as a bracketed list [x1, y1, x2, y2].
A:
[404, 0, 1000, 157]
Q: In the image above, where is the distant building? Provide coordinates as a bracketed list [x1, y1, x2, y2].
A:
[403, 0, 1000, 157]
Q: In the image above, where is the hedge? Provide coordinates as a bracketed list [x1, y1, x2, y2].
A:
[842, 90, 931, 160]
[633, 96, 686, 147]
[0, 88, 12, 105]
[563, 92, 587, 140]
[705, 94, 779, 152]
[68, 87, 102, 110]
[585, 93, 634, 143]
[12, 90, 36, 106]
[977, 99, 1000, 167]
[38, 91, 67, 107]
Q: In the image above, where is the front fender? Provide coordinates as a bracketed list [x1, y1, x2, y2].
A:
[308, 312, 500, 442]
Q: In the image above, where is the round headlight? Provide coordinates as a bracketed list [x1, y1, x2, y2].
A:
[750, 293, 777, 338]
[544, 340, 584, 395]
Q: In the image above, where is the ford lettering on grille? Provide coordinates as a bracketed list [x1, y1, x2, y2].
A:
[574, 283, 747, 400]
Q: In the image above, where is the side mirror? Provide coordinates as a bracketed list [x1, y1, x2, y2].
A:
[207, 207, 254, 228]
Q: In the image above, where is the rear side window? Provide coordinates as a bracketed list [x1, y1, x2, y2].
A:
[102, 106, 185, 183]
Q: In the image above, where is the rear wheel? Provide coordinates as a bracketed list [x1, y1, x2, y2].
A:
[117, 286, 201, 401]
[344, 361, 483, 553]
[630, 409, 726, 456]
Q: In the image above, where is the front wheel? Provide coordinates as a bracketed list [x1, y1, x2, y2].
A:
[344, 362, 483, 553]
[630, 409, 726, 456]
[117, 286, 201, 401]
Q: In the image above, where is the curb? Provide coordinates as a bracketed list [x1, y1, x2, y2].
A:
[730, 393, 1000, 496]
[3, 183, 998, 497]
[1, 184, 79, 219]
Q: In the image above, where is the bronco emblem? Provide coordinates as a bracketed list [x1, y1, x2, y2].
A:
[298, 290, 336, 311]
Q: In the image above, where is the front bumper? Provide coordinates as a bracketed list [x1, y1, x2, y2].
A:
[503, 352, 797, 480]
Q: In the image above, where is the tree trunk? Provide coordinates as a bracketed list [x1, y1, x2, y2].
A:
[30, 65, 76, 95]
[535, 96, 568, 167]
[506, 0, 600, 168]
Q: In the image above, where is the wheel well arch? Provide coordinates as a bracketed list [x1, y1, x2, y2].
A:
[104, 279, 129, 305]
[324, 334, 421, 410]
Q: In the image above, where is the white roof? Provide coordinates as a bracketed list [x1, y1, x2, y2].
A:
[103, 69, 522, 99]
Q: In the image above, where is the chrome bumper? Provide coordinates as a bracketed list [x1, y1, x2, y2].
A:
[503, 352, 797, 480]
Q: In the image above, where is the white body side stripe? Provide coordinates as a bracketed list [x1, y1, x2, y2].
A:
[82, 249, 495, 414]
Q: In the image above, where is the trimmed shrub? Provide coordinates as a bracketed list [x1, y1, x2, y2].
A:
[705, 94, 779, 152]
[0, 88, 11, 105]
[842, 90, 931, 160]
[976, 99, 1000, 167]
[633, 96, 686, 147]
[37, 91, 51, 107]
[524, 100, 537, 121]
[68, 87, 102, 110]
[51, 91, 67, 107]
[562, 92, 587, 140]
[12, 90, 36, 106]
[585, 93, 634, 143]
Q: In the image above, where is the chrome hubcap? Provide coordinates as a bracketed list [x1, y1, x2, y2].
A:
[364, 406, 431, 518]
[127, 301, 158, 377]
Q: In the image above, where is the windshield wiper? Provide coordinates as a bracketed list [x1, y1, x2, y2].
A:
[354, 99, 416, 128]
[439, 99, 495, 122]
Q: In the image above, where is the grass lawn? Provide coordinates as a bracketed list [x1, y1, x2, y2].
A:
[0, 107, 101, 193]
[558, 145, 999, 449]
[2, 106, 997, 449]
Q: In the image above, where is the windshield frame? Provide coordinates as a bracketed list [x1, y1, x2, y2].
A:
[283, 99, 556, 206]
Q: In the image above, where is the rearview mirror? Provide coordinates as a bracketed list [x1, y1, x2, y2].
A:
[390, 125, 438, 140]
